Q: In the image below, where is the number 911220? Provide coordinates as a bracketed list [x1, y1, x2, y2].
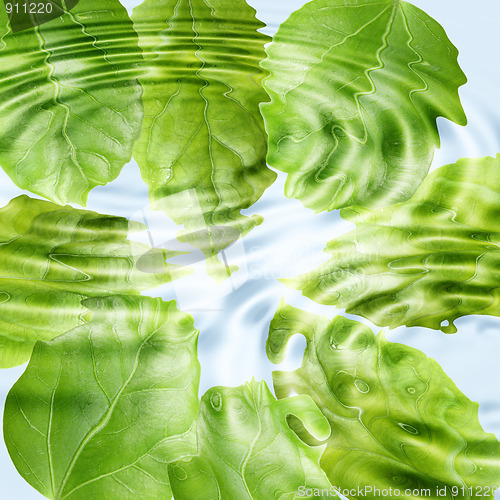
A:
[6, 2, 53, 14]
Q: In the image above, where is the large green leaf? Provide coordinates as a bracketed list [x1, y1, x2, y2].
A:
[0, 0, 143, 205]
[132, 0, 277, 281]
[0, 195, 186, 368]
[4, 295, 200, 500]
[261, 0, 467, 212]
[267, 302, 500, 499]
[285, 154, 500, 333]
[169, 379, 334, 499]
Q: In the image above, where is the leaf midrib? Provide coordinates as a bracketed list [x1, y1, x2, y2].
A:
[56, 326, 161, 499]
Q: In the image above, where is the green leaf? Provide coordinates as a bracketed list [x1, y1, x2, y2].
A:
[285, 154, 500, 333]
[0, 0, 144, 205]
[131, 0, 277, 281]
[3, 295, 200, 500]
[169, 379, 333, 499]
[0, 195, 186, 368]
[267, 302, 500, 499]
[261, 0, 467, 212]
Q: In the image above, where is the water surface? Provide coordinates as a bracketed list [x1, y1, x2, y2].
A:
[0, 0, 499, 498]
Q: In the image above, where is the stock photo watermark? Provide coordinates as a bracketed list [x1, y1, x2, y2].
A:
[297, 486, 500, 498]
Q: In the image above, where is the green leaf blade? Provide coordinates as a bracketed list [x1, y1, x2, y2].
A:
[132, 0, 277, 280]
[267, 302, 500, 498]
[286, 154, 500, 333]
[3, 295, 200, 500]
[0, 195, 186, 368]
[261, 0, 467, 212]
[169, 380, 334, 500]
[0, 0, 144, 205]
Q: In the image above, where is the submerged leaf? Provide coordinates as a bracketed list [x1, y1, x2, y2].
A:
[261, 0, 467, 212]
[267, 302, 500, 498]
[0, 0, 143, 205]
[169, 379, 333, 499]
[132, 0, 277, 281]
[285, 154, 500, 333]
[0, 195, 186, 367]
[4, 295, 200, 500]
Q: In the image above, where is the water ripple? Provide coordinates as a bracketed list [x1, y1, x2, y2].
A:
[0, 1, 144, 205]
[0, 195, 179, 367]
[261, 0, 467, 212]
[286, 155, 500, 334]
[131, 0, 276, 281]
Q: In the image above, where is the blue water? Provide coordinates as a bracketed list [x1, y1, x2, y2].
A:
[1, 0, 499, 498]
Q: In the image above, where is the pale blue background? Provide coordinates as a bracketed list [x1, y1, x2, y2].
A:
[0, 0, 499, 498]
